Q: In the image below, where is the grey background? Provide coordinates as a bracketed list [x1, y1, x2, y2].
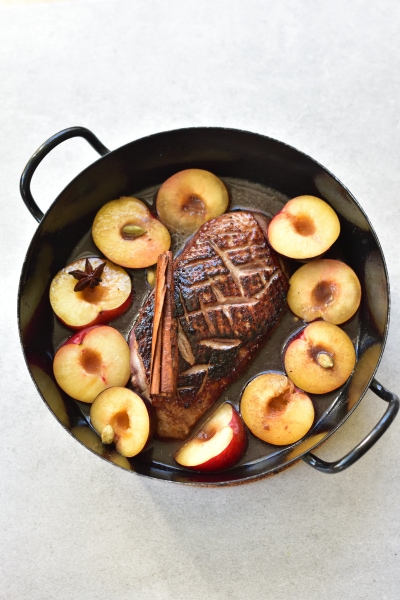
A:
[2, 1, 400, 598]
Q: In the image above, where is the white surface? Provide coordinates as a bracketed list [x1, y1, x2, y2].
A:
[2, 1, 400, 598]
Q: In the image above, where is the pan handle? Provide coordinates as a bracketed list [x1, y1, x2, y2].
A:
[20, 126, 110, 223]
[302, 379, 399, 474]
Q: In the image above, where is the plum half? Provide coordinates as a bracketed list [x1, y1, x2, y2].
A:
[156, 168, 229, 235]
[240, 372, 315, 446]
[284, 321, 356, 394]
[287, 259, 361, 324]
[53, 325, 131, 403]
[174, 402, 247, 471]
[90, 387, 154, 458]
[92, 196, 171, 269]
[49, 257, 132, 329]
[268, 195, 340, 259]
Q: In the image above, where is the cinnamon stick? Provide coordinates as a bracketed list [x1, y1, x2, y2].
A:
[150, 251, 178, 397]
[150, 253, 168, 393]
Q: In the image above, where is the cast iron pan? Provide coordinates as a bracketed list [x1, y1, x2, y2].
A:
[18, 126, 399, 485]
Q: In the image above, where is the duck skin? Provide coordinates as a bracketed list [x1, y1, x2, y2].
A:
[130, 211, 289, 440]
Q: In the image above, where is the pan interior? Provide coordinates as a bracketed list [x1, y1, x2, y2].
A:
[18, 128, 389, 484]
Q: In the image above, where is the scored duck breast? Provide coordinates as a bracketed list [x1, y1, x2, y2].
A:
[130, 211, 289, 440]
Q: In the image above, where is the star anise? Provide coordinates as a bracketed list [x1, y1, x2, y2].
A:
[69, 259, 106, 292]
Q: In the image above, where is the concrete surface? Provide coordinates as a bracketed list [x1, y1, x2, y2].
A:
[1, 1, 400, 599]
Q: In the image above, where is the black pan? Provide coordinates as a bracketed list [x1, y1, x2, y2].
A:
[18, 126, 399, 485]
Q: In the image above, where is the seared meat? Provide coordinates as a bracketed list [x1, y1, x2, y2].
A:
[130, 211, 289, 439]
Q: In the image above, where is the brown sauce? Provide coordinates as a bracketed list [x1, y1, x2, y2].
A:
[52, 177, 360, 471]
